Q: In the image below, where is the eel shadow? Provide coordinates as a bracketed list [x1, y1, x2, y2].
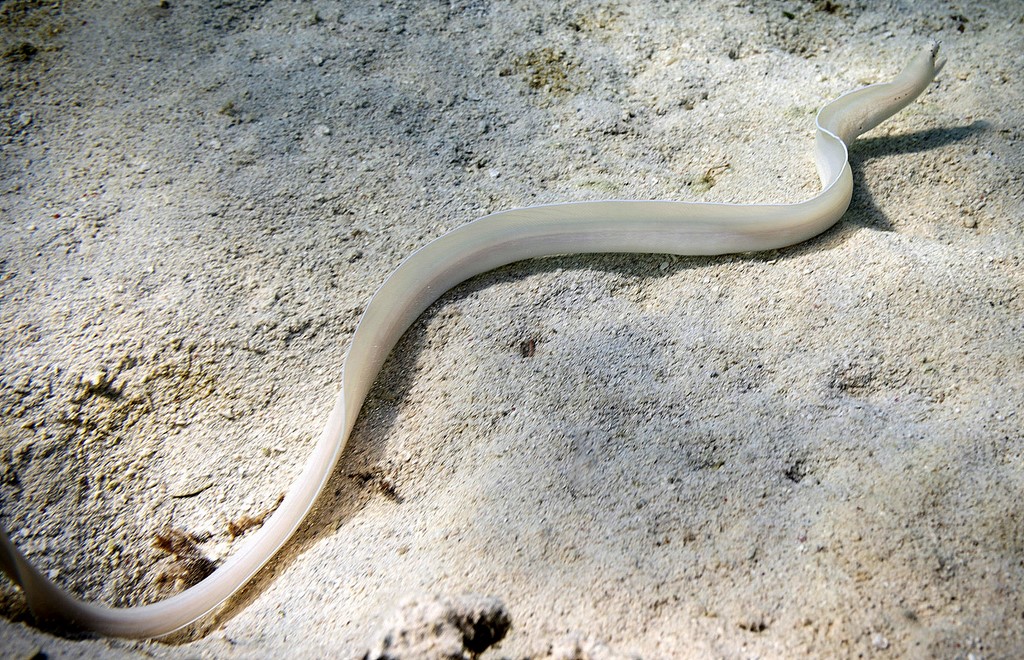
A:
[160, 121, 989, 643]
[840, 121, 989, 233]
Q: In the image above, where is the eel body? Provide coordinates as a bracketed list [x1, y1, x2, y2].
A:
[0, 44, 944, 638]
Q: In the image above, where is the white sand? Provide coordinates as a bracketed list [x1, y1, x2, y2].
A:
[1, 0, 1022, 657]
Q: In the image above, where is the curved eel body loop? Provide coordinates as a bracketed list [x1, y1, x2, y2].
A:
[0, 44, 944, 638]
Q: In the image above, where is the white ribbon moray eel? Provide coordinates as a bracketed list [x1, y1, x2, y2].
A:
[0, 44, 944, 638]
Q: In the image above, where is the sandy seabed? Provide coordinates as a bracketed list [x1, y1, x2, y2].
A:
[1, 1, 1022, 657]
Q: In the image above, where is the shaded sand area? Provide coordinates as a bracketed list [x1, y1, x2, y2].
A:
[1, 0, 1022, 657]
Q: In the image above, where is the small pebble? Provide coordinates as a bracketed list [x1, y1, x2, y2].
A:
[83, 369, 107, 390]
